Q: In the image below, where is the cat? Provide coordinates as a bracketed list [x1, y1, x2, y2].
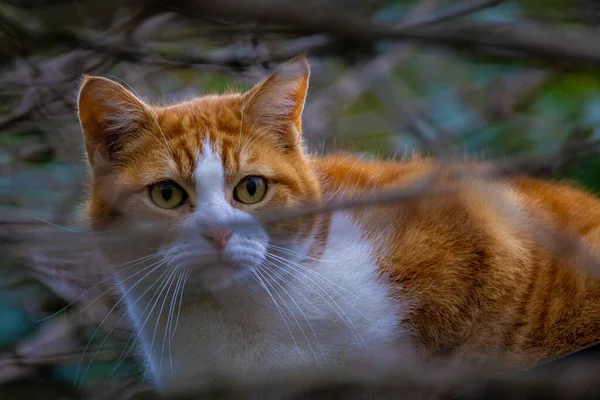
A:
[77, 55, 600, 398]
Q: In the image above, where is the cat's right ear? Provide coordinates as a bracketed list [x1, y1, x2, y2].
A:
[77, 76, 152, 169]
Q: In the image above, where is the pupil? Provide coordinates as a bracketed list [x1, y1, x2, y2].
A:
[161, 185, 173, 201]
[246, 179, 257, 196]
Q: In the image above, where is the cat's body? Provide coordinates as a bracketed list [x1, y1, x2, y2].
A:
[77, 56, 600, 397]
[313, 156, 600, 368]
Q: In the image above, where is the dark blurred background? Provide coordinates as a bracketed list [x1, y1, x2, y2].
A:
[1, 0, 600, 398]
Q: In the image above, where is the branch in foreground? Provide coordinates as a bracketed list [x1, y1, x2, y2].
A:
[161, 0, 600, 67]
[9, 1, 597, 77]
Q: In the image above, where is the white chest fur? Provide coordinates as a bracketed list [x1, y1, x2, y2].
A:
[122, 213, 412, 395]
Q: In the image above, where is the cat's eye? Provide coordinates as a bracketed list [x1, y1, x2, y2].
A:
[149, 181, 187, 209]
[234, 176, 267, 205]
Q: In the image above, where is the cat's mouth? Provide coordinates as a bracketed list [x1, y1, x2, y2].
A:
[195, 257, 240, 270]
[168, 247, 227, 269]
[164, 241, 267, 291]
[186, 261, 248, 292]
[176, 250, 244, 269]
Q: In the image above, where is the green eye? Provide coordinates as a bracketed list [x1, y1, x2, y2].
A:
[149, 181, 187, 209]
[234, 176, 267, 205]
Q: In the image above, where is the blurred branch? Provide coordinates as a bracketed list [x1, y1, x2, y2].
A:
[372, 76, 454, 152]
[492, 135, 600, 177]
[303, 0, 449, 141]
[2, 0, 599, 136]
[401, 0, 508, 30]
[162, 0, 600, 67]
[484, 70, 554, 120]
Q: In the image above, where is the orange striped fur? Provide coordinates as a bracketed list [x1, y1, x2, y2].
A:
[312, 156, 600, 368]
[78, 56, 600, 396]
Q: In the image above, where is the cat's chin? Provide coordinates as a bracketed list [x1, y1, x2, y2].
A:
[188, 262, 252, 293]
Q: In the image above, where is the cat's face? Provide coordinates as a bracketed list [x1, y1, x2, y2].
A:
[78, 57, 322, 291]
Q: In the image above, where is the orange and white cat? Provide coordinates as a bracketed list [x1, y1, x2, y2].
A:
[77, 56, 600, 397]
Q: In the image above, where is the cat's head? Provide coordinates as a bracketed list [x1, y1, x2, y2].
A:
[78, 56, 322, 291]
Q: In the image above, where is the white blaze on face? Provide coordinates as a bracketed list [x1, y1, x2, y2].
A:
[193, 139, 234, 224]
[166, 139, 269, 292]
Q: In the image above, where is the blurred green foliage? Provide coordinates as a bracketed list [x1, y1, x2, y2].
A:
[0, 298, 33, 348]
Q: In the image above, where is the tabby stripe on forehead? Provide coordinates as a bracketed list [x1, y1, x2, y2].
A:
[183, 144, 195, 167]
[180, 145, 196, 178]
[221, 139, 241, 174]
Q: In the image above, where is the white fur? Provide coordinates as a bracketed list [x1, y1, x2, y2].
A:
[116, 142, 413, 397]
[154, 213, 411, 395]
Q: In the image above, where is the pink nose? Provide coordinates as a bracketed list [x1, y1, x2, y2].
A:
[202, 228, 233, 251]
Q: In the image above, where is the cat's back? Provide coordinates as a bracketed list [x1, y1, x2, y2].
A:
[310, 154, 600, 367]
[310, 153, 600, 254]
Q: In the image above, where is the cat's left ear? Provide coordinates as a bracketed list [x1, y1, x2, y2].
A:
[243, 55, 310, 149]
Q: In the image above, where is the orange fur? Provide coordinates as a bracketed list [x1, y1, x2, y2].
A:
[311, 156, 600, 368]
[78, 56, 600, 389]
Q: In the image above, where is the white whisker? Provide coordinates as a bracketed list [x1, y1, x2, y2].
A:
[261, 261, 330, 369]
[142, 267, 180, 383]
[166, 271, 184, 373]
[76, 256, 171, 389]
[34, 217, 83, 232]
[268, 244, 336, 263]
[265, 253, 367, 349]
[256, 265, 323, 368]
[171, 269, 190, 341]
[249, 269, 305, 362]
[157, 269, 181, 380]
[37, 252, 163, 323]
[267, 251, 364, 302]
[108, 263, 178, 379]
[236, 74, 248, 151]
